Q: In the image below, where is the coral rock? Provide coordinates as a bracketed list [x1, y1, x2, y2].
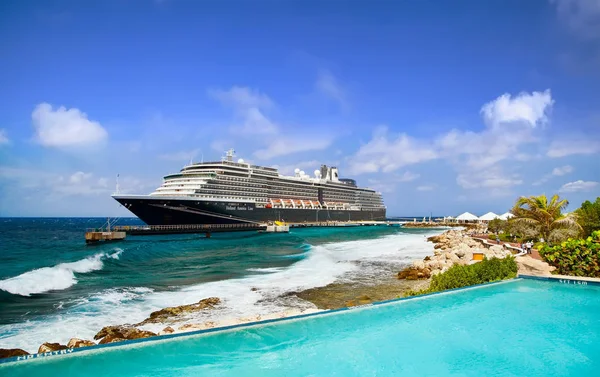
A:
[94, 325, 156, 343]
[38, 342, 68, 354]
[158, 326, 175, 335]
[0, 348, 29, 359]
[178, 323, 204, 331]
[136, 297, 221, 325]
[66, 338, 95, 349]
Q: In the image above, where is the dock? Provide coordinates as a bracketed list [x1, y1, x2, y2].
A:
[85, 220, 402, 244]
[111, 223, 267, 236]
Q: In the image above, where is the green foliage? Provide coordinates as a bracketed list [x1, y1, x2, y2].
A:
[488, 218, 507, 234]
[538, 231, 600, 277]
[408, 257, 518, 296]
[511, 194, 582, 242]
[576, 197, 600, 238]
[488, 233, 518, 243]
[505, 219, 540, 241]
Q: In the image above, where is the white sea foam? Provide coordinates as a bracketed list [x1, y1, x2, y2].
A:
[246, 267, 287, 273]
[0, 249, 124, 296]
[0, 231, 442, 352]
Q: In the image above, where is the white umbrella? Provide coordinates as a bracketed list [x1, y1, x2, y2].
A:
[479, 212, 500, 221]
[456, 212, 479, 222]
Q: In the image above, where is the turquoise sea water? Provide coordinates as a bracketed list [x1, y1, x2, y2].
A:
[0, 218, 437, 352]
[2, 279, 599, 376]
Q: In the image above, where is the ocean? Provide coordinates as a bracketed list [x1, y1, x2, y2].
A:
[0, 218, 440, 353]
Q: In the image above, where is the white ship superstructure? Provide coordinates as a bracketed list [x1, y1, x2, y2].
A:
[114, 149, 386, 225]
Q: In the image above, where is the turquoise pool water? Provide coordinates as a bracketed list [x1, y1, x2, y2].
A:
[2, 278, 599, 376]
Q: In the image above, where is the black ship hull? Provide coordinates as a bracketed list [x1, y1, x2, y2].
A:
[113, 196, 386, 225]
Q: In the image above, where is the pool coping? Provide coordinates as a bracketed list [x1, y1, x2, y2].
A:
[519, 274, 600, 286]
[1, 275, 593, 367]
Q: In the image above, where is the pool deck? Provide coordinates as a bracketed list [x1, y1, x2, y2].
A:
[2, 275, 599, 366]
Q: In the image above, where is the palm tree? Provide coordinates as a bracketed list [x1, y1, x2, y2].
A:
[510, 194, 582, 242]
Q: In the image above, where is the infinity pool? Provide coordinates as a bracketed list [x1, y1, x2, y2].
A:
[2, 278, 599, 376]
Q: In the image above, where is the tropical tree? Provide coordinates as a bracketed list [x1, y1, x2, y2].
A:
[488, 218, 506, 234]
[510, 194, 582, 242]
[576, 197, 600, 237]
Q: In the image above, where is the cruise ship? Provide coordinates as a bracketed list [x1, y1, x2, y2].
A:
[112, 149, 386, 225]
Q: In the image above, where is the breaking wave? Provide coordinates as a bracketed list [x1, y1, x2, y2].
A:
[0, 249, 124, 296]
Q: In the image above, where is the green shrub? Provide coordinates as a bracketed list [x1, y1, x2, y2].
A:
[488, 233, 518, 243]
[538, 230, 600, 277]
[409, 256, 518, 296]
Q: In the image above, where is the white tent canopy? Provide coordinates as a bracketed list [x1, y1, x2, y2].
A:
[479, 212, 500, 221]
[499, 212, 514, 220]
[456, 212, 479, 221]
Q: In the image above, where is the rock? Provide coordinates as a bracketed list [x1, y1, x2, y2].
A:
[357, 294, 371, 304]
[158, 326, 175, 335]
[0, 348, 29, 359]
[516, 256, 556, 276]
[136, 297, 221, 325]
[98, 335, 127, 344]
[398, 266, 431, 280]
[178, 323, 205, 331]
[94, 325, 157, 344]
[38, 342, 68, 354]
[66, 338, 95, 349]
[412, 260, 426, 269]
[250, 287, 259, 291]
[427, 235, 443, 243]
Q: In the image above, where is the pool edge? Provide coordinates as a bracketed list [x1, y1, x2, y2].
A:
[519, 274, 600, 286]
[0, 277, 526, 366]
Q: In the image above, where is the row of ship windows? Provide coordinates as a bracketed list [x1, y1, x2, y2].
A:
[160, 189, 383, 206]
[170, 173, 380, 197]
[160, 185, 383, 203]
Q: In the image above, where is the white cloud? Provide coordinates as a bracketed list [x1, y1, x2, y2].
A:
[209, 86, 273, 109]
[480, 90, 554, 129]
[398, 171, 420, 182]
[552, 165, 574, 176]
[315, 70, 348, 109]
[159, 149, 202, 162]
[254, 137, 332, 160]
[547, 138, 600, 157]
[416, 185, 434, 191]
[533, 165, 575, 185]
[209, 86, 277, 134]
[0, 166, 155, 198]
[347, 127, 437, 175]
[456, 168, 523, 189]
[31, 103, 108, 147]
[559, 180, 599, 192]
[0, 129, 9, 145]
[346, 90, 552, 192]
[69, 171, 92, 184]
[552, 0, 600, 40]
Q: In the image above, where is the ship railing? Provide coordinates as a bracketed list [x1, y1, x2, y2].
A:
[101, 223, 263, 232]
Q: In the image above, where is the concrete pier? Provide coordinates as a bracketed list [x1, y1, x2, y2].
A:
[85, 230, 126, 244]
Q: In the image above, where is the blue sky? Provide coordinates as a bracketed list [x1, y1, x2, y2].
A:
[1, 0, 599, 217]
